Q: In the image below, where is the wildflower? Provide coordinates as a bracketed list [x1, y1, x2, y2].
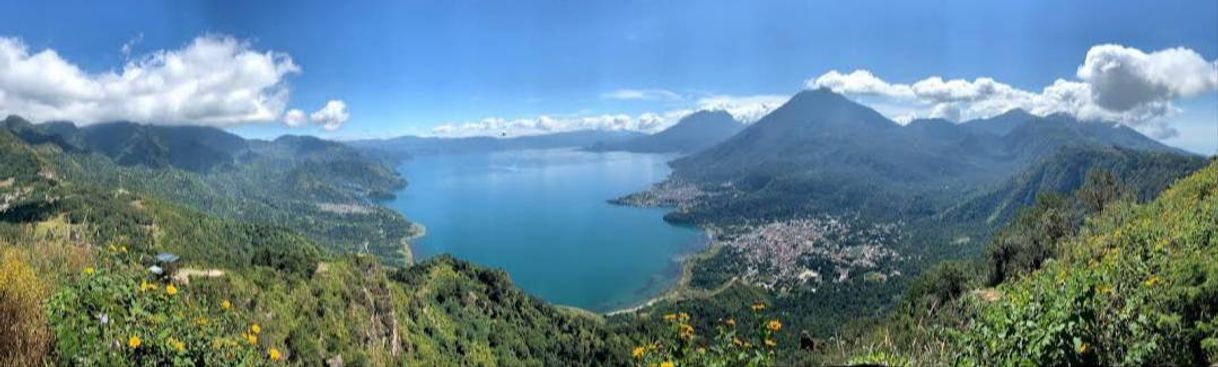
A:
[663, 313, 677, 321]
[679, 324, 695, 340]
[128, 335, 141, 349]
[1144, 276, 1162, 287]
[140, 280, 158, 292]
[677, 312, 690, 322]
[246, 333, 258, 345]
[269, 348, 282, 361]
[83, 267, 95, 276]
[764, 338, 777, 349]
[96, 313, 110, 325]
[195, 317, 209, 327]
[660, 362, 674, 367]
[221, 299, 232, 310]
[250, 323, 262, 334]
[632, 346, 645, 359]
[165, 284, 178, 296]
[169, 338, 185, 353]
[1077, 342, 1089, 353]
[732, 337, 744, 347]
[724, 318, 735, 327]
[766, 320, 782, 332]
[751, 302, 766, 312]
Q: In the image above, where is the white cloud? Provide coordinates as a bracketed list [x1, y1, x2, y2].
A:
[309, 100, 349, 131]
[812, 70, 914, 98]
[601, 88, 683, 101]
[428, 93, 782, 138]
[120, 33, 143, 58]
[0, 34, 304, 127]
[283, 109, 306, 127]
[1077, 44, 1218, 111]
[806, 44, 1218, 139]
[696, 94, 789, 123]
[429, 110, 687, 137]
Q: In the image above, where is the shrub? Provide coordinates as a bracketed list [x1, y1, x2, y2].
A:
[0, 247, 51, 366]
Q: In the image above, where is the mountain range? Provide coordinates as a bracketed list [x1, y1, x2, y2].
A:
[0, 86, 1211, 366]
[349, 129, 643, 160]
[662, 88, 1199, 224]
[585, 110, 744, 154]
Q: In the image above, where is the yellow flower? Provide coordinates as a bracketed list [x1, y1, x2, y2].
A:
[766, 320, 782, 332]
[631, 346, 645, 359]
[764, 338, 777, 349]
[83, 267, 95, 275]
[677, 312, 690, 322]
[140, 280, 158, 292]
[169, 338, 185, 353]
[221, 299, 232, 310]
[195, 317, 210, 327]
[268, 348, 282, 361]
[165, 284, 178, 296]
[250, 323, 262, 334]
[660, 362, 674, 367]
[725, 318, 736, 327]
[246, 333, 258, 345]
[663, 313, 677, 321]
[679, 324, 695, 339]
[751, 302, 766, 312]
[732, 337, 743, 347]
[1077, 342, 1089, 353]
[1144, 276, 1162, 287]
[128, 335, 141, 349]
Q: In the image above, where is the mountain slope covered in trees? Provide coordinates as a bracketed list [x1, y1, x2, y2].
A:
[2, 116, 416, 264]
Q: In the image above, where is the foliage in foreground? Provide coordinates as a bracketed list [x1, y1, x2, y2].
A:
[840, 161, 1218, 365]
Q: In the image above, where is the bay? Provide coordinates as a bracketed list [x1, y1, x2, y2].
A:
[386, 148, 705, 312]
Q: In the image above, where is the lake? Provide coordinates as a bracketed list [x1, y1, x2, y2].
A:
[386, 148, 706, 312]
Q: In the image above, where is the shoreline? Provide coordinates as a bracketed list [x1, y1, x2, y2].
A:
[604, 226, 720, 316]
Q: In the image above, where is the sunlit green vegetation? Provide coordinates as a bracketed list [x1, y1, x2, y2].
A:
[832, 160, 1218, 365]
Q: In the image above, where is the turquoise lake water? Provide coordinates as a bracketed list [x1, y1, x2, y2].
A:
[386, 149, 706, 312]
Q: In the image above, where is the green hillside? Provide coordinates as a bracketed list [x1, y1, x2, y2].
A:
[838, 159, 1218, 366]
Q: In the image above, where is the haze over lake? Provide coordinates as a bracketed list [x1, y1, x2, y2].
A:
[387, 149, 705, 311]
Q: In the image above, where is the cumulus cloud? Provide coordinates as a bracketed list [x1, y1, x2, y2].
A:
[696, 94, 789, 123]
[1077, 44, 1218, 111]
[309, 100, 349, 131]
[601, 88, 683, 101]
[0, 34, 304, 127]
[807, 44, 1218, 139]
[283, 109, 306, 127]
[431, 109, 692, 137]
[428, 92, 784, 138]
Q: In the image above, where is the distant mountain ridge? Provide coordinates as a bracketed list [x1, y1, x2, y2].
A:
[349, 129, 644, 160]
[585, 110, 744, 154]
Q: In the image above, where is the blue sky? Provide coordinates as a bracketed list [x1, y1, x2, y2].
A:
[0, 0, 1215, 153]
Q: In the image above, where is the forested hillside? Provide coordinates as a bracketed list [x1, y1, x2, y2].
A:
[611, 89, 1207, 364]
[2, 116, 416, 265]
[0, 123, 639, 366]
[836, 159, 1218, 366]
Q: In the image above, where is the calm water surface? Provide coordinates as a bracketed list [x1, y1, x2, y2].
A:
[386, 149, 705, 312]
